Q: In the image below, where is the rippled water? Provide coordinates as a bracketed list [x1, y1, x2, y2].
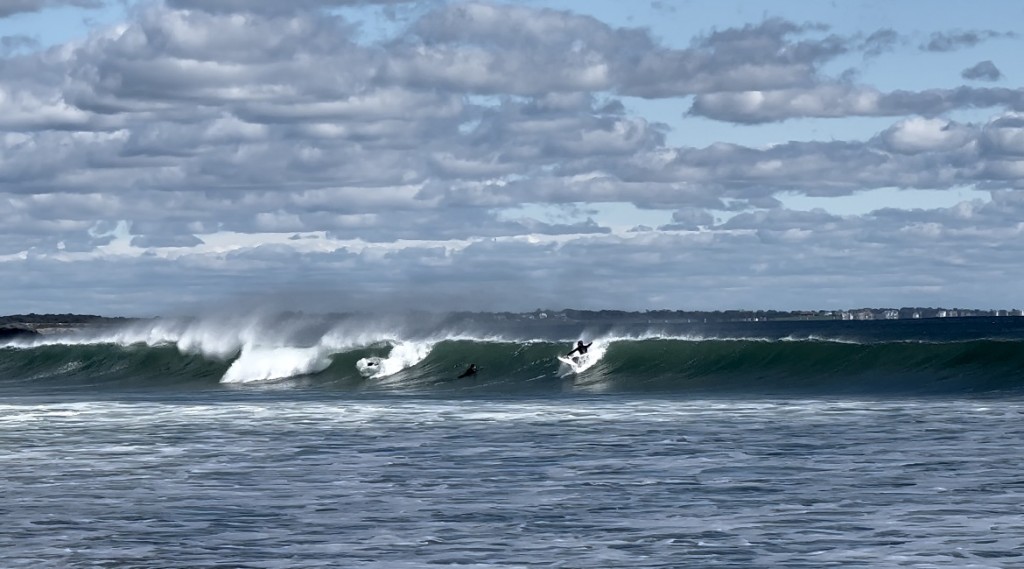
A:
[2, 394, 1023, 568]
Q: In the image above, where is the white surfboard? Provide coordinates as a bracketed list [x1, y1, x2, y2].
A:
[557, 353, 591, 374]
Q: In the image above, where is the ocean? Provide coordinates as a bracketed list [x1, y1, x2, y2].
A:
[2, 314, 1023, 568]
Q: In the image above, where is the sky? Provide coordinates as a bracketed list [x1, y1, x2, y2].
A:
[1, 0, 1023, 316]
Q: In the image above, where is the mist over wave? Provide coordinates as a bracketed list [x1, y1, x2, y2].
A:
[3, 312, 1024, 395]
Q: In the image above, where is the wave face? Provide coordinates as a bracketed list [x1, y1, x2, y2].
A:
[3, 314, 1024, 396]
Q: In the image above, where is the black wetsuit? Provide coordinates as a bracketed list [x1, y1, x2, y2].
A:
[567, 342, 592, 357]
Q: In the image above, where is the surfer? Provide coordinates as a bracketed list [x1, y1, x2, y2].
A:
[458, 363, 478, 378]
[565, 340, 592, 364]
[566, 340, 592, 358]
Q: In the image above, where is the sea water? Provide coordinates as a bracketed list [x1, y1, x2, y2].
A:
[2, 315, 1024, 567]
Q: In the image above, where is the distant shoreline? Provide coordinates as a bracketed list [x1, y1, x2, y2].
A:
[2, 308, 1022, 332]
[0, 314, 137, 338]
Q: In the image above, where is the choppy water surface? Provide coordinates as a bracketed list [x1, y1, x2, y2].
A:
[3, 395, 1022, 568]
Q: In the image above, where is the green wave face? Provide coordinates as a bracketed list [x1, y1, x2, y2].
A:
[3, 337, 1024, 396]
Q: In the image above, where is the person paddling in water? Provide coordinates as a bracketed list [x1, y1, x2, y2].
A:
[458, 363, 478, 378]
[566, 340, 592, 363]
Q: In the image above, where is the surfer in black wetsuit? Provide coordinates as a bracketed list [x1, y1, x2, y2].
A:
[567, 340, 591, 356]
[566, 340, 592, 362]
[458, 363, 478, 378]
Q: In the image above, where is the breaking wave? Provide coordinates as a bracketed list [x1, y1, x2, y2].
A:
[3, 313, 1024, 396]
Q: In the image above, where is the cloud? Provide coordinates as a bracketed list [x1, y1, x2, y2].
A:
[979, 113, 1024, 157]
[878, 117, 974, 154]
[860, 28, 901, 58]
[922, 30, 1015, 52]
[690, 84, 1024, 123]
[961, 60, 1003, 82]
[165, 0, 418, 15]
[8, 194, 1024, 315]
[387, 8, 855, 98]
[130, 233, 204, 248]
[619, 18, 848, 98]
[660, 208, 715, 231]
[0, 0, 102, 18]
[387, 2, 629, 95]
[1, 35, 38, 54]
[691, 83, 881, 122]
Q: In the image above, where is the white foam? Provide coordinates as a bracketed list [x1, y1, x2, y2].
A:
[221, 345, 332, 383]
[559, 341, 608, 374]
[217, 320, 437, 383]
[356, 356, 386, 377]
[361, 341, 434, 379]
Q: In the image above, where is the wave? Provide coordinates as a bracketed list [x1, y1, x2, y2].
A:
[3, 313, 1024, 395]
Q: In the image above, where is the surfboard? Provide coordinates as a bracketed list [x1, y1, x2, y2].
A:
[557, 354, 590, 373]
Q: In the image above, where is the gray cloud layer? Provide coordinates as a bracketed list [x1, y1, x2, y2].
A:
[2, 1, 1023, 314]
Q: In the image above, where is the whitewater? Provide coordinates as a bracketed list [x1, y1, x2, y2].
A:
[2, 313, 1023, 567]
